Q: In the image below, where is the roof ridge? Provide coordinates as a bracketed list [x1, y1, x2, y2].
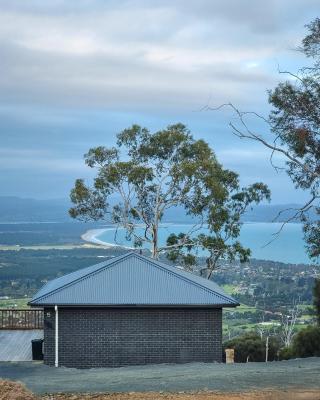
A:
[133, 253, 236, 304]
[30, 252, 133, 303]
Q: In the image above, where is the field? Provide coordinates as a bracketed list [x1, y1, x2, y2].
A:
[0, 297, 30, 308]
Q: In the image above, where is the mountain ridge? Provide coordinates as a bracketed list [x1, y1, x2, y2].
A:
[0, 196, 312, 223]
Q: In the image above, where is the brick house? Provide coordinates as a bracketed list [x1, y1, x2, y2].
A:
[29, 252, 238, 368]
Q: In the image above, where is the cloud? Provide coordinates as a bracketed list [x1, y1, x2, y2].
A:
[0, 148, 87, 172]
[0, 0, 317, 113]
[0, 1, 318, 201]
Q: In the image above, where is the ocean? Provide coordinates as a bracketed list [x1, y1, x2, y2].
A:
[95, 222, 310, 265]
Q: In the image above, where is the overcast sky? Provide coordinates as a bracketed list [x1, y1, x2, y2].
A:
[0, 0, 318, 203]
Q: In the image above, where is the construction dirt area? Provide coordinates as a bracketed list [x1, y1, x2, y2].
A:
[1, 380, 320, 400]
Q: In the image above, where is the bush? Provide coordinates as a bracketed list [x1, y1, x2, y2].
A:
[292, 325, 320, 358]
[223, 332, 280, 363]
[279, 346, 295, 360]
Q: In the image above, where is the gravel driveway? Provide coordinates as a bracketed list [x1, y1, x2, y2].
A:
[0, 358, 320, 394]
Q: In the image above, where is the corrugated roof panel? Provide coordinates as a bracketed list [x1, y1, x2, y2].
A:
[33, 255, 127, 299]
[30, 252, 238, 307]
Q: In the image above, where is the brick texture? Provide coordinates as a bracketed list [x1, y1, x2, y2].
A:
[43, 307, 222, 368]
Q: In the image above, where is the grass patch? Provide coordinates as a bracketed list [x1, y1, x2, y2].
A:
[0, 297, 31, 308]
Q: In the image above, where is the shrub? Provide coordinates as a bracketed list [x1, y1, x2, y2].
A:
[279, 346, 295, 360]
[223, 332, 280, 363]
[292, 325, 320, 358]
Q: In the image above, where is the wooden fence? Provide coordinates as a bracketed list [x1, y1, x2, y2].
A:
[0, 309, 43, 330]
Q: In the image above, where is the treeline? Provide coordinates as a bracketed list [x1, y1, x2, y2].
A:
[0, 247, 127, 297]
[0, 222, 100, 245]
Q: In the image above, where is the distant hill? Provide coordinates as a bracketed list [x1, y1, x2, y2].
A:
[0, 197, 71, 222]
[0, 196, 315, 223]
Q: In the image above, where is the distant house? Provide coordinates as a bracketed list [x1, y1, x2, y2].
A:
[29, 252, 239, 368]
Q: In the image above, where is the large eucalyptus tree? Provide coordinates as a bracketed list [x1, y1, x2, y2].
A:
[70, 123, 269, 275]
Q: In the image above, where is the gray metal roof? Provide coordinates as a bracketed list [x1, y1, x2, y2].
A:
[30, 252, 239, 307]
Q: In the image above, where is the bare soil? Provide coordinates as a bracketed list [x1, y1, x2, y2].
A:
[1, 380, 320, 400]
[0, 379, 35, 400]
[41, 391, 320, 400]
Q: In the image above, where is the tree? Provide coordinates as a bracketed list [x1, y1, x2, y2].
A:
[223, 332, 280, 363]
[208, 18, 320, 262]
[279, 299, 301, 348]
[69, 123, 270, 273]
[292, 325, 320, 358]
[313, 277, 320, 325]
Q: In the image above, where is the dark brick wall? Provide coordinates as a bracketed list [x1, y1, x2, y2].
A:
[43, 307, 222, 368]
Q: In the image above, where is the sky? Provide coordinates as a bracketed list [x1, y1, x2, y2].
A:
[0, 0, 318, 203]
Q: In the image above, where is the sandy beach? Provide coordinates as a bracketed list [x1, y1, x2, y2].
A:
[81, 227, 134, 250]
[81, 228, 113, 247]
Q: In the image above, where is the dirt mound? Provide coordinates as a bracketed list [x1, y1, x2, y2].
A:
[0, 379, 37, 400]
[41, 390, 320, 400]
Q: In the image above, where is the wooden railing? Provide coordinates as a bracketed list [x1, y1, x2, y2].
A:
[0, 309, 43, 330]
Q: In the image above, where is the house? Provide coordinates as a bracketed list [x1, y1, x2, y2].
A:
[29, 252, 239, 368]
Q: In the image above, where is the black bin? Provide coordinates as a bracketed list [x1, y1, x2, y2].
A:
[31, 339, 44, 360]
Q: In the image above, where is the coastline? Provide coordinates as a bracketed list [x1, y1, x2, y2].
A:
[81, 228, 115, 247]
[80, 222, 308, 264]
[81, 227, 134, 249]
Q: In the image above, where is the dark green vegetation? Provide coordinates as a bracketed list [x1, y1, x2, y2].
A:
[291, 326, 320, 357]
[70, 124, 269, 275]
[223, 333, 280, 362]
[0, 222, 98, 246]
[223, 327, 320, 362]
[313, 278, 320, 325]
[280, 326, 320, 359]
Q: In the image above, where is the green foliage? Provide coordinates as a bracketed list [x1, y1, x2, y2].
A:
[223, 332, 280, 363]
[280, 325, 320, 360]
[0, 247, 127, 297]
[313, 278, 320, 325]
[279, 346, 295, 360]
[292, 325, 320, 358]
[70, 123, 270, 273]
[267, 18, 320, 261]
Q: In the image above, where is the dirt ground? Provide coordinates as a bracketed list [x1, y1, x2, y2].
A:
[1, 380, 320, 400]
[41, 391, 320, 400]
[0, 379, 35, 400]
